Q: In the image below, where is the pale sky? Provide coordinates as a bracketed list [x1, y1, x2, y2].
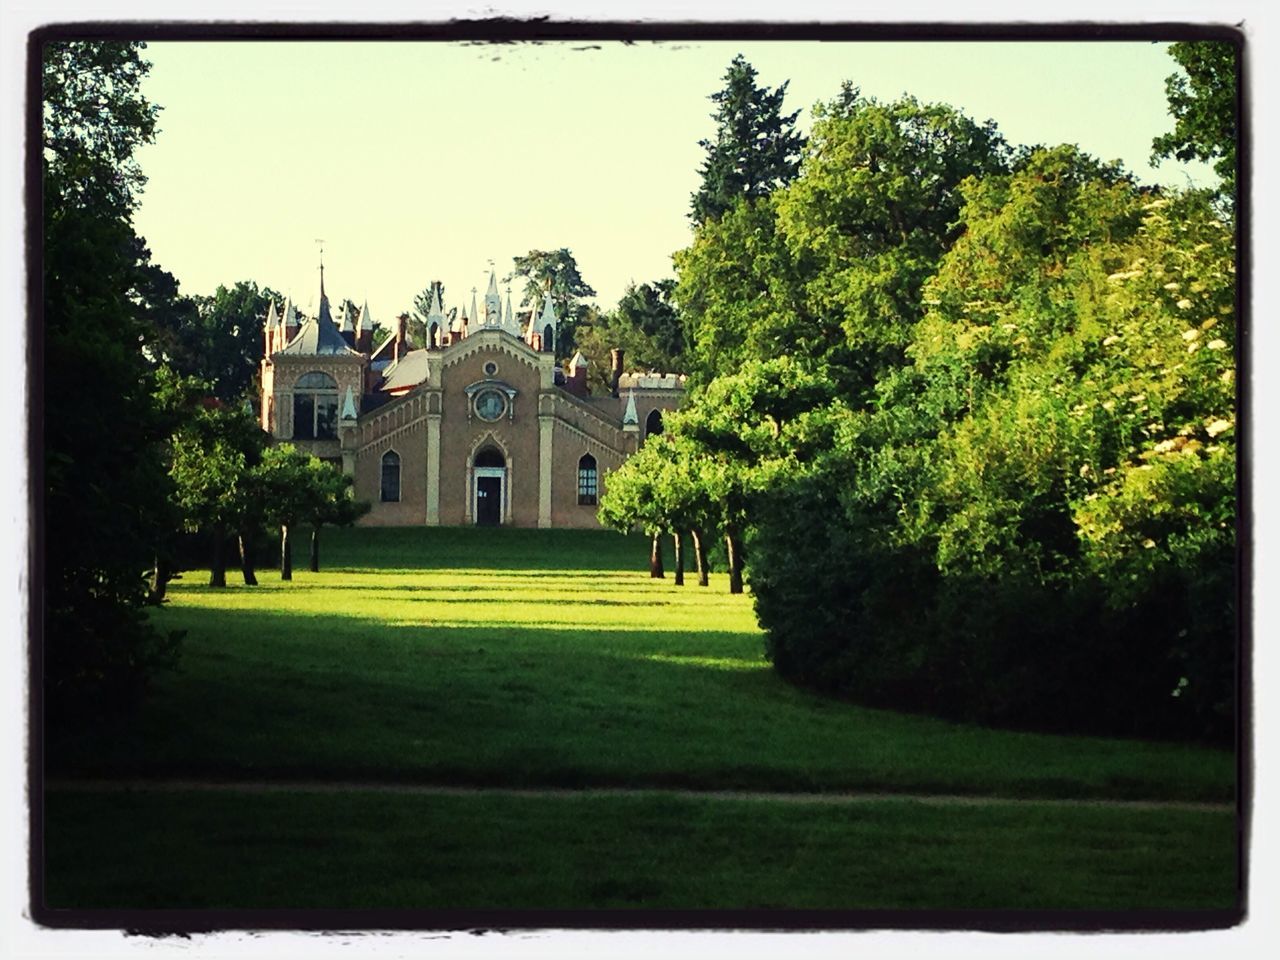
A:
[131, 39, 1217, 324]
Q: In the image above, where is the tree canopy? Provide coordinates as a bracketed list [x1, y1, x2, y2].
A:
[1152, 41, 1238, 203]
[506, 248, 596, 356]
[690, 54, 804, 223]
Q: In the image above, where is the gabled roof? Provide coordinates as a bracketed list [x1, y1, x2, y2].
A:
[377, 349, 431, 392]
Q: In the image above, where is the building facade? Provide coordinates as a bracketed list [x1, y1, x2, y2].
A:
[259, 268, 683, 528]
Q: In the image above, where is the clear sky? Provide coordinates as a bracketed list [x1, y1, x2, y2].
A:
[132, 38, 1215, 326]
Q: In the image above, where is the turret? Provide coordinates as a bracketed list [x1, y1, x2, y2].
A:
[264, 300, 280, 355]
[356, 300, 374, 354]
[622, 388, 640, 434]
[339, 300, 356, 349]
[427, 284, 445, 349]
[282, 297, 300, 346]
[539, 294, 559, 355]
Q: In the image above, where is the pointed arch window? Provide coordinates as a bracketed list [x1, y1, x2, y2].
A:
[381, 450, 401, 502]
[577, 454, 598, 506]
[645, 408, 664, 438]
[293, 371, 339, 440]
[542, 324, 555, 354]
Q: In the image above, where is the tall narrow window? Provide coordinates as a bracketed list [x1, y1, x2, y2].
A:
[645, 408, 664, 438]
[577, 454, 598, 506]
[293, 371, 339, 440]
[542, 324, 554, 354]
[381, 450, 401, 502]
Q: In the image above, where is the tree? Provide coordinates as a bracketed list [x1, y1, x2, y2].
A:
[573, 280, 686, 391]
[749, 145, 1236, 742]
[1152, 41, 1238, 203]
[691, 54, 804, 223]
[151, 280, 284, 403]
[168, 397, 267, 587]
[257, 445, 333, 581]
[774, 88, 1011, 402]
[307, 466, 370, 572]
[597, 444, 670, 578]
[42, 40, 179, 720]
[506, 248, 596, 355]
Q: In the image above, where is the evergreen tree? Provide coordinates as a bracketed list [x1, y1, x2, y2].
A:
[506, 248, 596, 356]
[690, 54, 804, 223]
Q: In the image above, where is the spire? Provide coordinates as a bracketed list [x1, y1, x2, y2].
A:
[429, 284, 444, 319]
[341, 385, 358, 421]
[504, 286, 520, 336]
[339, 300, 355, 333]
[485, 266, 501, 326]
[265, 300, 280, 332]
[471, 287, 479, 331]
[623, 388, 639, 426]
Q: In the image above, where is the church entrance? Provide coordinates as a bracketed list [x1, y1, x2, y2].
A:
[473, 447, 506, 526]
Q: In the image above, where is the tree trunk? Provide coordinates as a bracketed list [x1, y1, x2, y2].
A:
[649, 531, 665, 578]
[691, 527, 709, 587]
[725, 527, 743, 595]
[149, 551, 170, 603]
[239, 531, 258, 586]
[280, 524, 293, 581]
[310, 525, 321, 573]
[672, 530, 684, 586]
[209, 525, 227, 588]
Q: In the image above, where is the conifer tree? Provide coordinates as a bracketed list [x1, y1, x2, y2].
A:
[690, 54, 805, 223]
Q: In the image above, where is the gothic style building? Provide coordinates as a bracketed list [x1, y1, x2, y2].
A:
[259, 267, 683, 528]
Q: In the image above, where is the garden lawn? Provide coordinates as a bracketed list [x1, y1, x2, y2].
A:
[41, 527, 1240, 915]
[47, 527, 1235, 802]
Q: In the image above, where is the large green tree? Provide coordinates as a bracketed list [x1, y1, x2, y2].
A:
[153, 280, 283, 403]
[506, 248, 596, 356]
[690, 54, 804, 223]
[1152, 41, 1238, 203]
[42, 40, 180, 719]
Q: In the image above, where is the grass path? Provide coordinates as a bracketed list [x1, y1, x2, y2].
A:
[47, 776, 1235, 812]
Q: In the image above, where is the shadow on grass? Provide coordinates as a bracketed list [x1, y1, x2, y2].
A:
[45, 604, 1236, 803]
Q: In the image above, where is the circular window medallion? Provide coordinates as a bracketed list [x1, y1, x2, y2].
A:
[483, 361, 499, 376]
[474, 389, 507, 421]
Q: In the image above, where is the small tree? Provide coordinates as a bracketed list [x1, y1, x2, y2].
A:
[258, 445, 323, 581]
[597, 444, 669, 578]
[168, 397, 267, 587]
[307, 464, 371, 572]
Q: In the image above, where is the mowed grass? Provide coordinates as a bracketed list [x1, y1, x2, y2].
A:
[48, 527, 1235, 802]
[42, 527, 1240, 913]
[44, 788, 1238, 911]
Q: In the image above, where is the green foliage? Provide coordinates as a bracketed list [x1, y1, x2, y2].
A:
[168, 396, 267, 534]
[676, 90, 1010, 398]
[1152, 41, 1238, 203]
[153, 280, 283, 403]
[691, 54, 804, 223]
[506, 248, 596, 356]
[574, 280, 686, 387]
[42, 40, 180, 721]
[749, 148, 1236, 742]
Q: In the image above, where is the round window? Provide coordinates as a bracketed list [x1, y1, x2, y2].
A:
[483, 361, 499, 376]
[475, 390, 507, 421]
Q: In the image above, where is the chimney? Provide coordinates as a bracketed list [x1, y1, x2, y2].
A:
[609, 348, 624, 398]
[566, 351, 589, 397]
[394, 312, 409, 363]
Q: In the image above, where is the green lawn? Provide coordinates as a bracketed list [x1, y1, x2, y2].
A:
[41, 526, 1239, 914]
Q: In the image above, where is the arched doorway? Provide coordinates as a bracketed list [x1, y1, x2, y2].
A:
[645, 408, 664, 439]
[473, 446, 506, 526]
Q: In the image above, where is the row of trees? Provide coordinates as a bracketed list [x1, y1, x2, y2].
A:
[601, 45, 1237, 743]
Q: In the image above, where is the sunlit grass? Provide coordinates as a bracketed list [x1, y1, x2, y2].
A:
[49, 526, 1234, 801]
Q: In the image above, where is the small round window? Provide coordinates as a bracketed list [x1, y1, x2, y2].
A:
[475, 389, 506, 421]
[483, 361, 499, 376]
